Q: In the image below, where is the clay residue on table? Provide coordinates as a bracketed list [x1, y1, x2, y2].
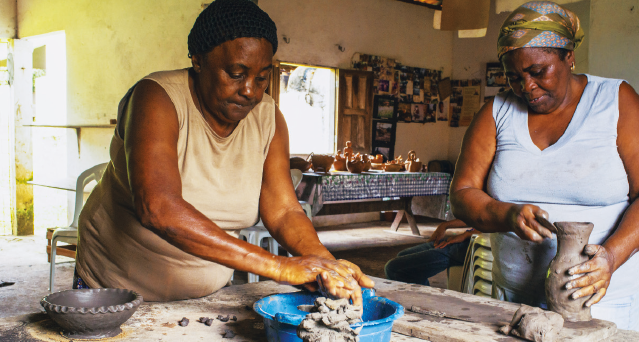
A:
[500, 304, 564, 342]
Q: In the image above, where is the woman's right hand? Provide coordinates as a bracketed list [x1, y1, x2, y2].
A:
[274, 255, 371, 306]
[506, 204, 554, 243]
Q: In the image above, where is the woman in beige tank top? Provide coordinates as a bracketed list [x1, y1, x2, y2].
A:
[75, 0, 374, 303]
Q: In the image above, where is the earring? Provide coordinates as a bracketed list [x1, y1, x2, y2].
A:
[571, 62, 575, 71]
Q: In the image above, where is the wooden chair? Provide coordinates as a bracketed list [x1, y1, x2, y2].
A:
[48, 162, 108, 292]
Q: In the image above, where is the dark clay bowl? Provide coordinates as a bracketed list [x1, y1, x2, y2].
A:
[41, 288, 143, 339]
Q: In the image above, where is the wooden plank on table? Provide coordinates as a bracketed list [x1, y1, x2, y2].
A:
[373, 280, 617, 342]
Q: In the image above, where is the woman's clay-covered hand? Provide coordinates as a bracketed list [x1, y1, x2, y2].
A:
[506, 204, 555, 243]
[565, 244, 614, 307]
[274, 256, 374, 306]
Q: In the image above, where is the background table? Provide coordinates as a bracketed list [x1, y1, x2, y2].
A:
[296, 171, 453, 236]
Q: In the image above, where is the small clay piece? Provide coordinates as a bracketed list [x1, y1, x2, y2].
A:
[198, 317, 209, 323]
[383, 155, 404, 172]
[370, 154, 384, 164]
[404, 150, 423, 173]
[291, 157, 312, 172]
[231, 315, 237, 321]
[500, 304, 564, 342]
[343, 141, 353, 157]
[362, 154, 372, 172]
[205, 318, 214, 326]
[178, 317, 189, 327]
[297, 297, 363, 342]
[223, 329, 236, 338]
[309, 153, 335, 173]
[218, 314, 230, 322]
[346, 152, 366, 174]
[545, 222, 594, 322]
[333, 150, 347, 171]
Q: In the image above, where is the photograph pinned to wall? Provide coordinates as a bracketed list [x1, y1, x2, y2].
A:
[373, 95, 397, 120]
[411, 103, 426, 123]
[486, 62, 508, 87]
[397, 103, 412, 122]
[378, 79, 390, 93]
[352, 53, 398, 96]
[372, 145, 393, 162]
[425, 102, 436, 123]
[372, 120, 396, 146]
[437, 98, 449, 122]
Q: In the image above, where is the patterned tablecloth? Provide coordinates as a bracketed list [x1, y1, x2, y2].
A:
[297, 171, 454, 220]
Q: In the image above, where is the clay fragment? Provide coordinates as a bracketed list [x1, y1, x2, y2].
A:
[198, 317, 209, 323]
[222, 329, 235, 338]
[499, 304, 564, 342]
[178, 317, 189, 327]
[297, 297, 363, 342]
[218, 314, 230, 322]
[298, 304, 316, 312]
[231, 315, 237, 321]
[205, 319, 214, 326]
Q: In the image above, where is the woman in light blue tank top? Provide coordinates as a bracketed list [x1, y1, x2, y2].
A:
[450, 2, 639, 330]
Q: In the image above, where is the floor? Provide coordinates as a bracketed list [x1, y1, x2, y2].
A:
[0, 218, 465, 319]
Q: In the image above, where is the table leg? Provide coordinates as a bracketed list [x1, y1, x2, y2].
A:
[405, 210, 420, 236]
[390, 210, 405, 231]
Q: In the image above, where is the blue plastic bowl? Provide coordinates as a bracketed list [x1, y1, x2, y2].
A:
[253, 289, 404, 342]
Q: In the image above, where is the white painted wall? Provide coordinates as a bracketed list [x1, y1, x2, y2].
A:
[589, 0, 639, 88]
[448, 0, 591, 165]
[0, 0, 16, 39]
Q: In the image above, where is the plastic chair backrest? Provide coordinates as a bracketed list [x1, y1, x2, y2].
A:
[69, 162, 109, 228]
[290, 169, 303, 190]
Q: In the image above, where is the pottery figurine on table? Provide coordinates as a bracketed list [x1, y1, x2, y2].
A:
[383, 155, 404, 172]
[333, 150, 348, 171]
[346, 152, 367, 174]
[344, 141, 353, 158]
[290, 157, 312, 172]
[370, 154, 384, 164]
[309, 153, 334, 173]
[362, 154, 372, 172]
[404, 150, 423, 173]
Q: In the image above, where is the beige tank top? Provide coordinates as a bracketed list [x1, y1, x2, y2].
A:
[76, 68, 276, 301]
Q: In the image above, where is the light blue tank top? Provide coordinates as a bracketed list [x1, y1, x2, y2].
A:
[487, 74, 639, 304]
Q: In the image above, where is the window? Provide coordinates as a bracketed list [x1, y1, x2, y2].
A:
[276, 63, 336, 155]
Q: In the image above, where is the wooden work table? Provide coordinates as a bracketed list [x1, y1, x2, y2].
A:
[1, 278, 638, 342]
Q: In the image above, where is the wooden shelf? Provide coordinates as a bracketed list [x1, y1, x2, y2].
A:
[24, 124, 115, 155]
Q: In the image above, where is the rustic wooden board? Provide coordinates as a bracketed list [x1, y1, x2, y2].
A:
[374, 280, 617, 342]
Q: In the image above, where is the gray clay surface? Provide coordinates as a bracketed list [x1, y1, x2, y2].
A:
[297, 297, 363, 342]
[500, 304, 564, 342]
[546, 222, 594, 322]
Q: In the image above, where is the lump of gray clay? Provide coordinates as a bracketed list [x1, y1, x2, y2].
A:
[499, 304, 564, 342]
[178, 317, 189, 327]
[297, 297, 363, 342]
[223, 329, 235, 338]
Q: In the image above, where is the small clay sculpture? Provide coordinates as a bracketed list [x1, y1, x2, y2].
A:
[346, 152, 366, 174]
[223, 329, 236, 338]
[310, 153, 335, 173]
[297, 297, 363, 342]
[333, 150, 347, 171]
[404, 150, 422, 173]
[178, 317, 189, 327]
[343, 141, 353, 157]
[218, 314, 230, 322]
[205, 318, 214, 326]
[291, 157, 312, 172]
[545, 222, 594, 322]
[499, 304, 564, 342]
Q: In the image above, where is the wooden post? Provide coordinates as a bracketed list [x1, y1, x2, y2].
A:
[10, 39, 34, 236]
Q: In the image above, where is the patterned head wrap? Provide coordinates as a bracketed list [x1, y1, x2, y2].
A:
[188, 0, 278, 57]
[497, 1, 584, 59]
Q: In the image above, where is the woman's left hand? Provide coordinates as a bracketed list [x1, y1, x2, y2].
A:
[434, 231, 473, 249]
[566, 244, 615, 307]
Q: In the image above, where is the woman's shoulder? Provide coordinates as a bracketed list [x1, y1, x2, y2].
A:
[143, 68, 189, 85]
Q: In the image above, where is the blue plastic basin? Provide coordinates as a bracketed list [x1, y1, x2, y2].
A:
[253, 289, 404, 342]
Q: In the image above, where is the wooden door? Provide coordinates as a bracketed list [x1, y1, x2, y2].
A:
[337, 69, 374, 154]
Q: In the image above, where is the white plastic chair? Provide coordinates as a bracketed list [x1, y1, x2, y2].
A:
[238, 169, 311, 283]
[49, 162, 108, 292]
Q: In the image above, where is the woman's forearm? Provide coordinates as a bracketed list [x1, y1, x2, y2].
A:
[603, 200, 639, 272]
[138, 195, 286, 279]
[451, 187, 515, 233]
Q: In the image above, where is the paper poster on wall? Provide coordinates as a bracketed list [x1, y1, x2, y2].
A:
[449, 79, 481, 127]
[460, 86, 481, 126]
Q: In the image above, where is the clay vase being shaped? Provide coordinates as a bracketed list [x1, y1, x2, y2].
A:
[309, 153, 335, 173]
[545, 221, 594, 322]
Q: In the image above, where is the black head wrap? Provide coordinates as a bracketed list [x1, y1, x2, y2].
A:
[188, 0, 278, 57]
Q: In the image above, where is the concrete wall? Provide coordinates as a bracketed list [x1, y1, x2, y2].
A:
[589, 0, 639, 88]
[0, 0, 16, 38]
[448, 0, 591, 165]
